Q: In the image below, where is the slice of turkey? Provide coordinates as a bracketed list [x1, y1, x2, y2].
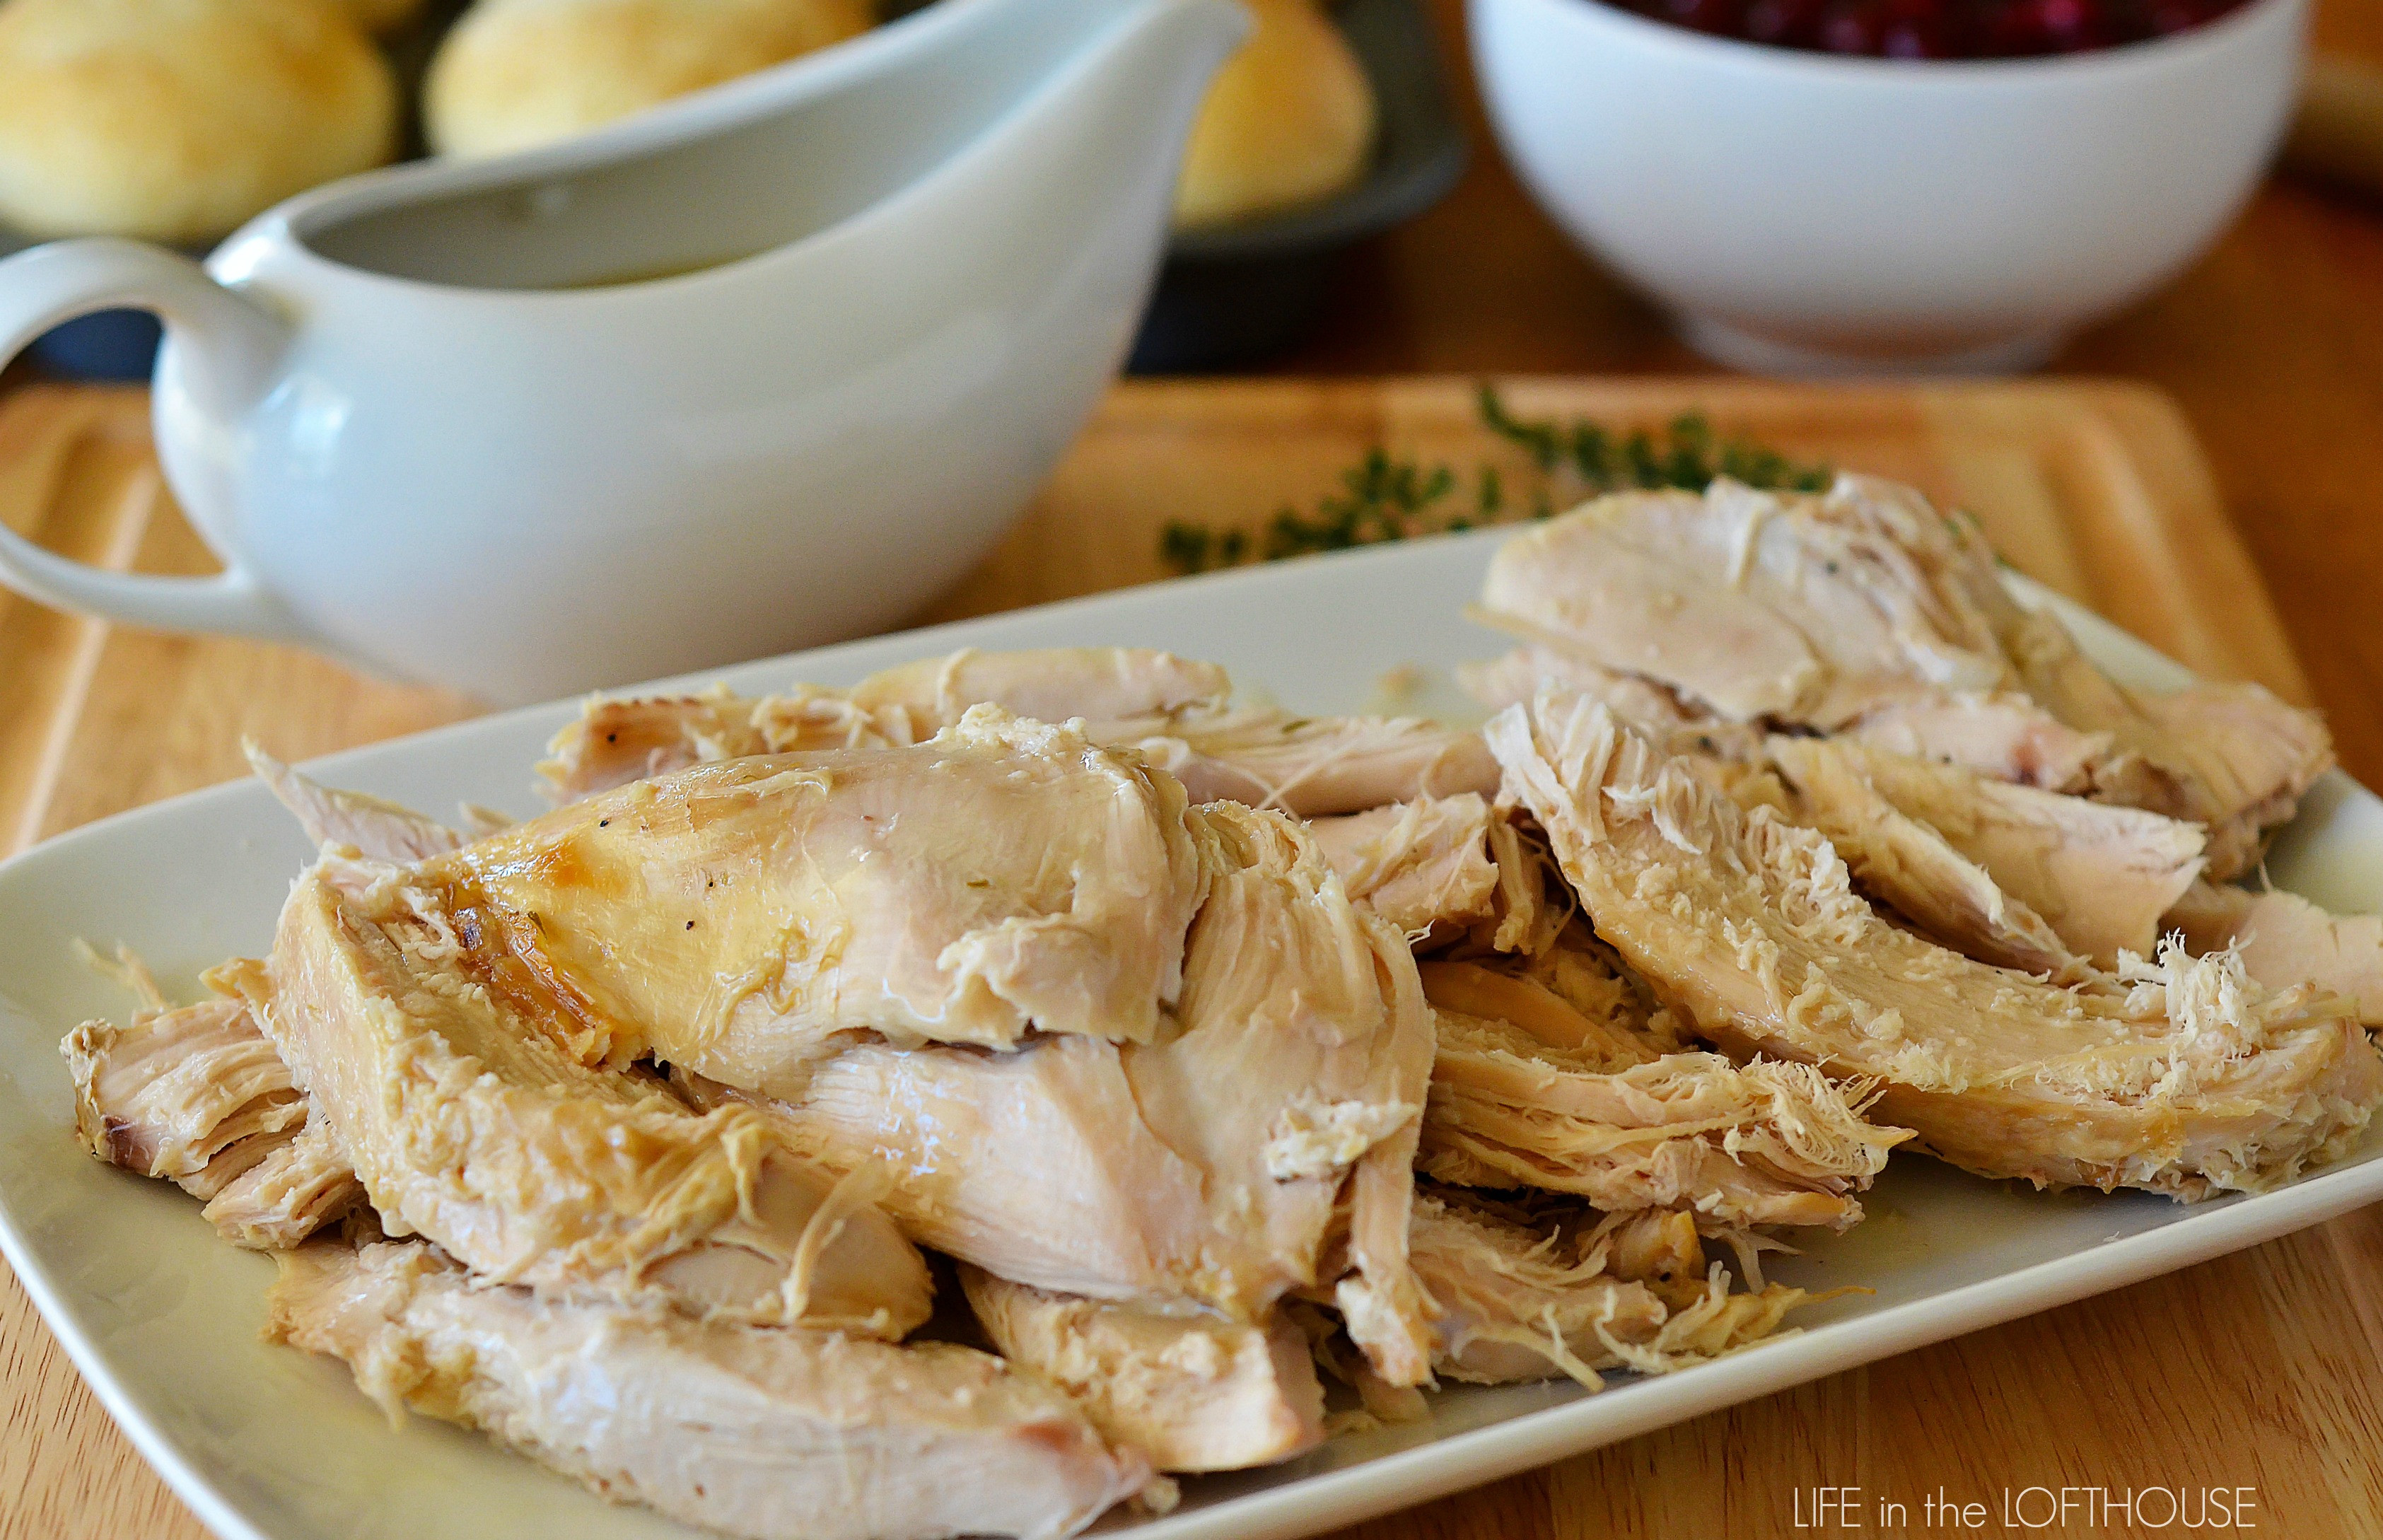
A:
[236, 864, 932, 1331]
[2167, 880, 2383, 1027]
[541, 646, 1498, 818]
[199, 1119, 366, 1249]
[1476, 478, 2016, 729]
[1307, 794, 1502, 935]
[1474, 476, 2331, 879]
[1764, 737, 2082, 977]
[1489, 691, 2383, 1198]
[960, 1267, 1325, 1473]
[62, 994, 303, 1201]
[447, 708, 1211, 1089]
[1767, 737, 2207, 971]
[269, 1240, 1150, 1540]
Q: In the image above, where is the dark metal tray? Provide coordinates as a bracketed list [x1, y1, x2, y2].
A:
[1127, 0, 1468, 373]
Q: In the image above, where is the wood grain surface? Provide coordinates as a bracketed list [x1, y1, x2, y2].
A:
[1, 376, 2375, 1539]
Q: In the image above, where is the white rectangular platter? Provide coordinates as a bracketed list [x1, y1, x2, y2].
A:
[0, 527, 2378, 1540]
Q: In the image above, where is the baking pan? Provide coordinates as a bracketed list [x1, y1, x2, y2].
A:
[1127, 0, 1468, 373]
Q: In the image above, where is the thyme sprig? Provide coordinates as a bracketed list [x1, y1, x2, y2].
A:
[1159, 384, 1833, 576]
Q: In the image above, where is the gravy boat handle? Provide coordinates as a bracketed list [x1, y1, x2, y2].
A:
[0, 240, 313, 643]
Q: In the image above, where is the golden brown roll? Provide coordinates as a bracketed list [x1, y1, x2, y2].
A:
[1174, 0, 1377, 229]
[425, 0, 878, 160]
[0, 0, 398, 244]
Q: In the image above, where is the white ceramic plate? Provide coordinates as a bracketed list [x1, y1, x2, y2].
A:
[1, 530, 2378, 1540]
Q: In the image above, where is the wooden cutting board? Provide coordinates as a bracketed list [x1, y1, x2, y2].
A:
[0, 376, 2372, 1540]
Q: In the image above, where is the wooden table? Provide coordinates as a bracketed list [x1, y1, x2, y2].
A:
[3, 2, 2382, 1535]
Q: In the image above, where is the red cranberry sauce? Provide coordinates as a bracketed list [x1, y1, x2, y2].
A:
[1607, 0, 2248, 57]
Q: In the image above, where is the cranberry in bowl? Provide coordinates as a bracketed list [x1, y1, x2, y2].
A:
[1472, 0, 2305, 371]
[1616, 0, 2256, 60]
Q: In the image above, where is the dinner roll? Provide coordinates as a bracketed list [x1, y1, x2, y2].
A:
[426, 0, 877, 160]
[0, 0, 398, 244]
[1173, 0, 1377, 229]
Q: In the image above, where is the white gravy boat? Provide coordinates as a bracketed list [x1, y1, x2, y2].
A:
[0, 0, 1245, 704]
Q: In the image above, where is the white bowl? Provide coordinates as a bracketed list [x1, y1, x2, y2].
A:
[1469, 0, 2307, 373]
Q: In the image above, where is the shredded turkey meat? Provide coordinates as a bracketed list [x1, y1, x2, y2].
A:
[1765, 739, 2084, 979]
[64, 992, 304, 1201]
[1411, 938, 1906, 1233]
[199, 1117, 367, 1250]
[247, 742, 467, 861]
[1491, 691, 2383, 1197]
[1423, 1005, 1906, 1230]
[1463, 645, 1768, 766]
[1408, 1189, 1817, 1387]
[230, 865, 937, 1330]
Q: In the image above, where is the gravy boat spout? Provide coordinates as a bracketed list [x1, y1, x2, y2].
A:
[0, 0, 1250, 704]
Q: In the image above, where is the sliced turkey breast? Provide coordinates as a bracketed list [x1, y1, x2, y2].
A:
[1307, 794, 1555, 955]
[2167, 881, 2383, 1028]
[1308, 794, 1501, 935]
[1148, 713, 1500, 817]
[540, 648, 1233, 801]
[247, 743, 466, 861]
[236, 869, 932, 1331]
[269, 1240, 1150, 1540]
[64, 966, 365, 1249]
[541, 646, 1498, 818]
[960, 1267, 1326, 1473]
[1419, 957, 1677, 1067]
[1462, 646, 1769, 764]
[1477, 477, 2014, 729]
[1996, 608, 2331, 879]
[1839, 692, 2110, 795]
[199, 1118, 364, 1250]
[63, 993, 305, 1201]
[455, 708, 1212, 1087]
[1476, 477, 2331, 880]
[1490, 692, 2383, 1198]
[539, 689, 787, 799]
[1769, 737, 2205, 969]
[1764, 738, 2082, 977]
[849, 646, 1232, 730]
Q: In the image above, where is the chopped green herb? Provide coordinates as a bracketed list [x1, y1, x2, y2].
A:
[1158, 384, 1834, 575]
